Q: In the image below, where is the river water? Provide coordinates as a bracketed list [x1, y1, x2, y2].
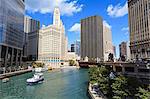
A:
[0, 68, 89, 99]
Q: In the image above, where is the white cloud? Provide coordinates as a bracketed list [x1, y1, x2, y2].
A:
[122, 27, 129, 36]
[103, 20, 112, 29]
[122, 27, 129, 31]
[69, 21, 111, 33]
[125, 31, 129, 35]
[69, 23, 80, 33]
[107, 2, 128, 17]
[42, 24, 46, 28]
[25, 0, 83, 16]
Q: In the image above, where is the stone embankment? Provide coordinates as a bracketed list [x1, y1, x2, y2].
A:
[0, 69, 32, 79]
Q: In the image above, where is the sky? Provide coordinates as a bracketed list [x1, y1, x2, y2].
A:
[25, 0, 129, 58]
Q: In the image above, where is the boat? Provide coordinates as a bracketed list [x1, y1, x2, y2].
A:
[48, 66, 53, 71]
[34, 67, 43, 72]
[26, 73, 44, 85]
[2, 78, 9, 83]
[34, 67, 47, 72]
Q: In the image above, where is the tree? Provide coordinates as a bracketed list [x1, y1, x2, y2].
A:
[89, 67, 149, 99]
[135, 87, 150, 99]
[111, 75, 129, 99]
[89, 66, 110, 94]
[69, 60, 76, 66]
[89, 67, 100, 84]
[31, 62, 44, 68]
[120, 55, 126, 62]
[108, 53, 114, 62]
[127, 77, 142, 97]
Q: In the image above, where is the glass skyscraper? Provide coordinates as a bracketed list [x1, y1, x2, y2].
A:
[0, 0, 25, 73]
[24, 16, 40, 61]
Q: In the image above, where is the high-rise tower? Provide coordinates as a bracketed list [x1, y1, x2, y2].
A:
[81, 16, 104, 61]
[38, 7, 68, 68]
[53, 7, 61, 27]
[0, 0, 25, 70]
[128, 0, 150, 60]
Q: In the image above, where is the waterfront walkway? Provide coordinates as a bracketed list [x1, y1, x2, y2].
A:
[0, 69, 32, 79]
[88, 83, 106, 99]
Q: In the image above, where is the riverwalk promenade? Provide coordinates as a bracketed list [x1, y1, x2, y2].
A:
[88, 83, 106, 99]
[0, 69, 32, 79]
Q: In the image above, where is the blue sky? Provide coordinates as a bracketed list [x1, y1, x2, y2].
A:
[25, 0, 129, 58]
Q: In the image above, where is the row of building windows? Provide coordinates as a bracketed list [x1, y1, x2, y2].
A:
[129, 0, 149, 43]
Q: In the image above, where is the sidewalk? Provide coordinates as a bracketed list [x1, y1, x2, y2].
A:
[88, 83, 105, 99]
[0, 69, 32, 79]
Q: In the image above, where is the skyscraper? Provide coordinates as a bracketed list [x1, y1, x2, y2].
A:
[38, 7, 68, 68]
[81, 16, 104, 61]
[0, 0, 25, 71]
[119, 41, 130, 61]
[113, 46, 116, 57]
[103, 24, 113, 61]
[71, 44, 75, 52]
[119, 42, 127, 58]
[128, 0, 150, 60]
[75, 40, 81, 56]
[24, 16, 40, 61]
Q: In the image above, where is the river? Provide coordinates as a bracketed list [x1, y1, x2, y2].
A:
[0, 68, 89, 99]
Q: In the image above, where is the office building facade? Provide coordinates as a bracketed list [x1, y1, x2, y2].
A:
[119, 41, 130, 60]
[0, 0, 25, 72]
[119, 42, 127, 58]
[128, 0, 150, 60]
[113, 46, 116, 57]
[103, 24, 113, 61]
[81, 16, 104, 61]
[71, 44, 75, 52]
[75, 40, 81, 56]
[38, 7, 68, 68]
[24, 16, 40, 61]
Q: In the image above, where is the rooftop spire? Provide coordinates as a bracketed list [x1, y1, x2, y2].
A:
[53, 7, 61, 27]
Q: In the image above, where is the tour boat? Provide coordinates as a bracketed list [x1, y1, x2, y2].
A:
[26, 73, 44, 85]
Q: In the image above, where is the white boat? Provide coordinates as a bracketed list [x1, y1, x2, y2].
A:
[35, 67, 43, 72]
[34, 67, 47, 72]
[2, 78, 9, 83]
[26, 73, 44, 85]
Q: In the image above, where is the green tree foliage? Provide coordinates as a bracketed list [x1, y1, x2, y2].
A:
[112, 75, 129, 99]
[89, 67, 100, 84]
[89, 66, 110, 94]
[108, 53, 114, 62]
[31, 62, 44, 68]
[69, 60, 76, 66]
[88, 66, 150, 99]
[127, 77, 142, 96]
[97, 67, 110, 95]
[135, 87, 150, 99]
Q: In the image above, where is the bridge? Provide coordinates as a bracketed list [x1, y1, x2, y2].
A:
[79, 61, 150, 84]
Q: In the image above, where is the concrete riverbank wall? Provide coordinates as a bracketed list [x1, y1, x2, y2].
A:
[0, 69, 32, 79]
